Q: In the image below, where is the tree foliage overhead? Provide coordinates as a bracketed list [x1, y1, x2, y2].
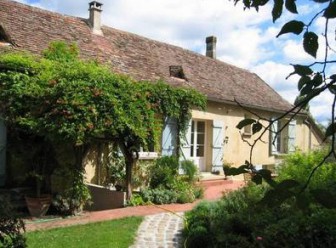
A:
[0, 41, 206, 199]
[0, 42, 206, 147]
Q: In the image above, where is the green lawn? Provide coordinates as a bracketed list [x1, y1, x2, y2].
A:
[25, 216, 143, 248]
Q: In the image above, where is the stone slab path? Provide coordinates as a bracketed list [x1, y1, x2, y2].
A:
[130, 212, 184, 248]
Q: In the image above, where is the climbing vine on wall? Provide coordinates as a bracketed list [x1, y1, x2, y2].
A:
[0, 41, 206, 199]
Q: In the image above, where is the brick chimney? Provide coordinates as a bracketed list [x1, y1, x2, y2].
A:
[89, 1, 103, 35]
[206, 36, 217, 59]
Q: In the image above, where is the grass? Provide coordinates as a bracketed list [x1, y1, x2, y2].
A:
[25, 216, 143, 248]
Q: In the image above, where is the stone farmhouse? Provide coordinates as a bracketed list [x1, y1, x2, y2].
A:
[0, 0, 323, 185]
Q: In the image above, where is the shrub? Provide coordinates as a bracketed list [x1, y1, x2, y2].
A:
[134, 156, 202, 205]
[192, 185, 204, 199]
[128, 193, 146, 206]
[0, 197, 26, 248]
[173, 180, 196, 203]
[149, 156, 179, 188]
[140, 188, 178, 205]
[184, 201, 223, 248]
[277, 148, 336, 191]
[184, 182, 336, 248]
[180, 160, 198, 182]
[177, 189, 196, 204]
[52, 168, 91, 216]
[132, 160, 154, 189]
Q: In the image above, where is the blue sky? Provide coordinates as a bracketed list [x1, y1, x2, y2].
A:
[19, 0, 333, 126]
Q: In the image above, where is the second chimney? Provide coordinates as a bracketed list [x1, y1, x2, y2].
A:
[206, 36, 217, 59]
[89, 1, 103, 35]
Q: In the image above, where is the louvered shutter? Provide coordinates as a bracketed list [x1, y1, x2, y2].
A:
[212, 120, 224, 172]
[180, 120, 192, 160]
[270, 118, 279, 154]
[161, 117, 177, 156]
[288, 119, 296, 153]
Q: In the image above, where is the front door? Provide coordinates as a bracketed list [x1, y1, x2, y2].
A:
[190, 120, 206, 171]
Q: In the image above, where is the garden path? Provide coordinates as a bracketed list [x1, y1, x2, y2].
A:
[129, 212, 184, 248]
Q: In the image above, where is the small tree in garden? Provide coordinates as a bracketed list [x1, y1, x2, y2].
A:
[0, 41, 206, 200]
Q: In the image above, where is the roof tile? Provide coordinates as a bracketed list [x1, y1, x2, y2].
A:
[0, 0, 293, 112]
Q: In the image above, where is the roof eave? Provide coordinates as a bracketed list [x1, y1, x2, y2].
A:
[207, 96, 300, 116]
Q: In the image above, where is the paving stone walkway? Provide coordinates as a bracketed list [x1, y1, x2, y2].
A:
[130, 212, 184, 248]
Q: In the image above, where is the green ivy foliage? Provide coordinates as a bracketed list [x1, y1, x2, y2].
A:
[0, 41, 206, 200]
[0, 41, 206, 149]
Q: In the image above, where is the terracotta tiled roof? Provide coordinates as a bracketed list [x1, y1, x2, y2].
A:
[0, 0, 293, 113]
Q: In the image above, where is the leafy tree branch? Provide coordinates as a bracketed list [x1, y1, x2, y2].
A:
[228, 0, 336, 208]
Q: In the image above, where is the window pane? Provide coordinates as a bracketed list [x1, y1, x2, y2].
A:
[197, 121, 205, 132]
[190, 145, 194, 157]
[196, 145, 204, 156]
[277, 121, 282, 152]
[197, 133, 205, 145]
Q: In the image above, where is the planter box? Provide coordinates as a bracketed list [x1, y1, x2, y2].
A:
[85, 183, 126, 211]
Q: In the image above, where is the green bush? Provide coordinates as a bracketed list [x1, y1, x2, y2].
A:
[128, 193, 146, 206]
[132, 160, 154, 189]
[184, 182, 336, 248]
[52, 168, 91, 216]
[277, 148, 336, 191]
[134, 156, 202, 205]
[192, 185, 204, 199]
[149, 156, 179, 188]
[140, 188, 178, 204]
[180, 159, 199, 182]
[173, 180, 196, 203]
[0, 197, 26, 248]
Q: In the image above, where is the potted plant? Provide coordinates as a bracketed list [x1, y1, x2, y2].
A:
[223, 161, 233, 180]
[24, 170, 52, 218]
[24, 140, 53, 218]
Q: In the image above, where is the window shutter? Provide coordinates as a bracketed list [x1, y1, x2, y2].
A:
[161, 117, 177, 156]
[212, 120, 224, 171]
[180, 120, 192, 160]
[288, 119, 296, 153]
[270, 118, 279, 155]
[0, 118, 6, 187]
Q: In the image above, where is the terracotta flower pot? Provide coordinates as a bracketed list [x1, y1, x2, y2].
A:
[25, 194, 52, 217]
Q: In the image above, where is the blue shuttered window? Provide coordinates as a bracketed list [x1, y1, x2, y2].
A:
[270, 118, 296, 155]
[180, 120, 192, 160]
[161, 117, 177, 156]
[288, 120, 296, 153]
[212, 120, 224, 172]
[270, 118, 279, 154]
